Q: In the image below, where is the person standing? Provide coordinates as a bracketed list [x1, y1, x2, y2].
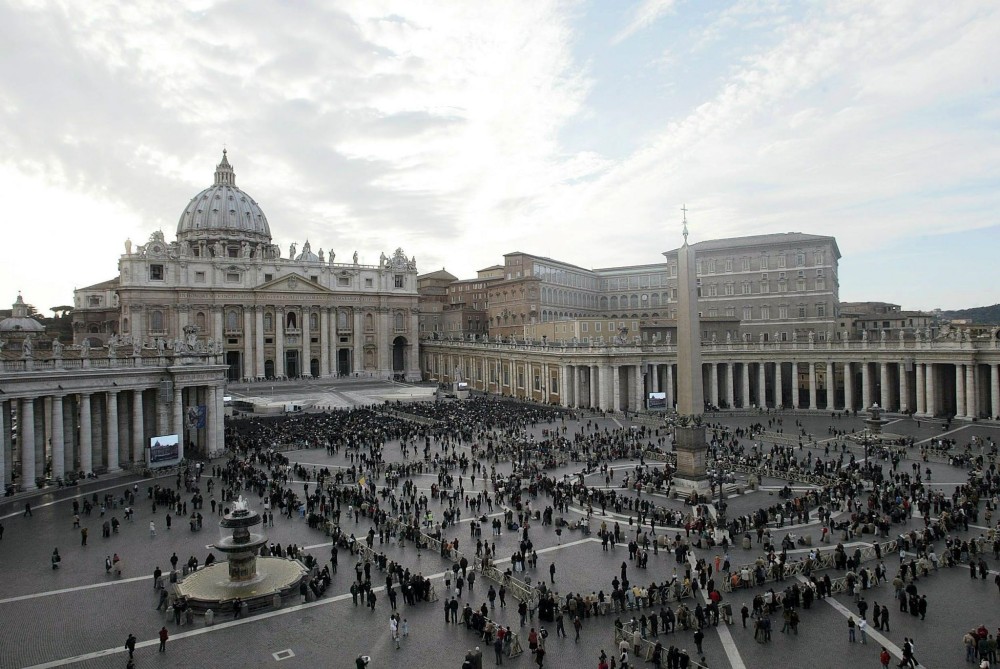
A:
[549, 563, 556, 584]
[574, 616, 582, 642]
[158, 626, 169, 652]
[149, 521, 156, 538]
[390, 615, 400, 649]
[858, 618, 868, 645]
[847, 616, 856, 643]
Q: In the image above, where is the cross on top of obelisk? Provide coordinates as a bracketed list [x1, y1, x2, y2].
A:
[681, 204, 689, 241]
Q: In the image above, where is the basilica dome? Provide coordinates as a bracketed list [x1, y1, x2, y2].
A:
[176, 151, 272, 246]
[0, 294, 44, 333]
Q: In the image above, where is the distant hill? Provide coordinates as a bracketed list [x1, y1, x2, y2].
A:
[939, 304, 1000, 325]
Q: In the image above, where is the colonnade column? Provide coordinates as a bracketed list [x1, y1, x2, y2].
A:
[20, 399, 36, 490]
[352, 310, 364, 375]
[992, 364, 1000, 420]
[724, 364, 734, 409]
[709, 362, 719, 407]
[106, 391, 120, 472]
[955, 364, 966, 418]
[80, 393, 92, 475]
[634, 364, 644, 411]
[791, 363, 800, 409]
[132, 390, 145, 464]
[758, 363, 767, 409]
[915, 364, 926, 416]
[590, 365, 600, 409]
[844, 362, 853, 411]
[741, 363, 751, 408]
[51, 394, 65, 478]
[0, 401, 6, 485]
[965, 364, 977, 419]
[243, 308, 254, 380]
[173, 386, 184, 450]
[255, 307, 265, 379]
[861, 363, 871, 409]
[899, 363, 910, 414]
[574, 366, 583, 408]
[649, 364, 659, 393]
[826, 362, 835, 410]
[808, 363, 817, 410]
[665, 363, 674, 410]
[926, 364, 937, 417]
[880, 362, 890, 410]
[611, 365, 621, 412]
[775, 362, 783, 409]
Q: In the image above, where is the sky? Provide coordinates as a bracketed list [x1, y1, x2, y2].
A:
[1, 0, 998, 316]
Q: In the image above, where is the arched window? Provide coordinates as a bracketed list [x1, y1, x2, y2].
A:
[630, 295, 639, 308]
[122, 318, 129, 333]
[286, 311, 297, 329]
[395, 311, 404, 331]
[310, 312, 318, 330]
[226, 309, 239, 331]
[338, 310, 348, 330]
[151, 310, 164, 332]
[88, 323, 100, 333]
[365, 313, 374, 332]
[196, 312, 206, 330]
[610, 296, 618, 310]
[264, 313, 273, 332]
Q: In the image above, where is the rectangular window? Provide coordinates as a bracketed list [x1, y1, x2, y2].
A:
[228, 246, 239, 258]
[798, 306, 807, 318]
[725, 307, 735, 318]
[817, 304, 826, 317]
[760, 256, 769, 270]
[364, 278, 373, 288]
[394, 275, 404, 288]
[226, 272, 240, 283]
[310, 275, 318, 283]
[195, 271, 206, 283]
[149, 264, 164, 281]
[760, 282, 770, 294]
[264, 273, 273, 282]
[742, 257, 750, 271]
[816, 278, 826, 290]
[761, 306, 770, 320]
[777, 255, 786, 268]
[724, 283, 734, 296]
[582, 323, 588, 332]
[708, 308, 718, 317]
[595, 322, 601, 332]
[88, 296, 101, 306]
[779, 305, 789, 319]
[725, 258, 733, 272]
[741, 283, 751, 295]
[338, 277, 350, 286]
[743, 306, 752, 320]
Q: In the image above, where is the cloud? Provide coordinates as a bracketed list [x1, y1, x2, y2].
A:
[612, 0, 677, 45]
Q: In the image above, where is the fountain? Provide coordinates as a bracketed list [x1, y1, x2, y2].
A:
[174, 496, 307, 613]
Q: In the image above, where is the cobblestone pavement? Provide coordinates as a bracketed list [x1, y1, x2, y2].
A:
[2, 385, 998, 669]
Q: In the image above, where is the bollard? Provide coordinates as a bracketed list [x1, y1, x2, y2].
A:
[205, 609, 214, 626]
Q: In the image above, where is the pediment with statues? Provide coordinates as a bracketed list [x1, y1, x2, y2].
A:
[252, 272, 334, 295]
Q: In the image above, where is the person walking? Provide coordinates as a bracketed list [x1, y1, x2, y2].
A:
[390, 615, 400, 649]
[858, 618, 868, 645]
[149, 521, 156, 538]
[847, 616, 856, 643]
[574, 616, 582, 642]
[124, 633, 137, 658]
[549, 563, 556, 584]
[158, 626, 169, 652]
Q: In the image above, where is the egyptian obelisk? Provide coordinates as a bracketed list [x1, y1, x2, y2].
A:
[669, 207, 711, 496]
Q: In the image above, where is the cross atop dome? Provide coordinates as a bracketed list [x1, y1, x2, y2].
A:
[214, 149, 235, 186]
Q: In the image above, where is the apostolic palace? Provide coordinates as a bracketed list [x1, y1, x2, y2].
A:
[2, 151, 1000, 493]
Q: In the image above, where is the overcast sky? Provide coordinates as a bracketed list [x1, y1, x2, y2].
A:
[1, 0, 998, 316]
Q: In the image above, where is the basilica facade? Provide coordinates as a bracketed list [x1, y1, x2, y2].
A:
[74, 152, 421, 381]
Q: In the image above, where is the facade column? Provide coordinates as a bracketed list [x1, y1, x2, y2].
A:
[106, 391, 120, 472]
[826, 362, 835, 410]
[880, 362, 890, 410]
[808, 363, 817, 409]
[80, 393, 92, 475]
[775, 362, 783, 409]
[899, 363, 909, 414]
[212, 306, 224, 341]
[665, 363, 674, 410]
[320, 306, 330, 377]
[843, 362, 853, 411]
[275, 307, 285, 378]
[965, 363, 977, 419]
[51, 395, 65, 479]
[861, 363, 871, 409]
[255, 307, 265, 379]
[353, 309, 364, 375]
[955, 364, 966, 418]
[132, 390, 145, 464]
[741, 362, 751, 409]
[243, 308, 254, 380]
[20, 398, 36, 490]
[302, 307, 312, 377]
[709, 362, 719, 407]
[926, 364, 937, 417]
[611, 365, 621, 412]
[992, 364, 1000, 420]
[173, 386, 184, 448]
[915, 363, 926, 416]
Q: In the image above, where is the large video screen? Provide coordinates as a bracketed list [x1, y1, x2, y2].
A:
[648, 392, 667, 409]
[148, 434, 182, 468]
